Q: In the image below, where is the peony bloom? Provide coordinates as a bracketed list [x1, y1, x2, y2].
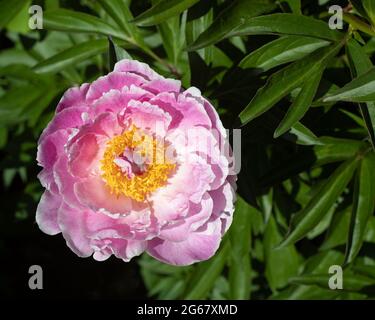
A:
[36, 59, 236, 266]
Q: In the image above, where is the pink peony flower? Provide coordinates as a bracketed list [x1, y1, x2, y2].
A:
[36, 59, 236, 266]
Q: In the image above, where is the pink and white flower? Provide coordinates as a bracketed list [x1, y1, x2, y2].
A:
[36, 59, 236, 266]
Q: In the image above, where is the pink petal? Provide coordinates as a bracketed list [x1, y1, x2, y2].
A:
[150, 92, 212, 130]
[142, 78, 181, 94]
[209, 180, 236, 235]
[159, 193, 213, 242]
[68, 133, 102, 178]
[57, 203, 93, 257]
[39, 106, 89, 143]
[121, 100, 172, 136]
[74, 175, 143, 215]
[54, 155, 82, 209]
[56, 83, 90, 113]
[86, 72, 146, 102]
[36, 191, 62, 235]
[114, 59, 163, 81]
[37, 129, 69, 170]
[150, 154, 215, 222]
[147, 218, 222, 266]
[91, 86, 153, 116]
[92, 238, 147, 262]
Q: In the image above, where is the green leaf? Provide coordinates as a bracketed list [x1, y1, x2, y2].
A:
[313, 137, 365, 167]
[185, 7, 214, 64]
[0, 0, 28, 29]
[353, 265, 375, 280]
[345, 152, 375, 264]
[228, 196, 252, 299]
[320, 206, 351, 251]
[43, 9, 129, 41]
[274, 67, 323, 137]
[286, 122, 323, 146]
[232, 13, 343, 41]
[108, 37, 132, 71]
[363, 0, 375, 26]
[323, 67, 375, 102]
[290, 273, 375, 291]
[278, 157, 359, 248]
[183, 241, 229, 300]
[0, 84, 44, 125]
[259, 137, 363, 189]
[271, 251, 344, 299]
[239, 42, 342, 126]
[33, 39, 108, 73]
[283, 0, 301, 14]
[346, 38, 375, 150]
[239, 35, 330, 72]
[131, 0, 199, 27]
[187, 0, 276, 51]
[264, 215, 301, 291]
[6, 0, 30, 34]
[97, 0, 143, 45]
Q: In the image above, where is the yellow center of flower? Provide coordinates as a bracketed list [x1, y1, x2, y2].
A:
[100, 126, 175, 202]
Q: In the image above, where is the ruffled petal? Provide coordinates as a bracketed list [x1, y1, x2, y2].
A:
[57, 203, 94, 257]
[158, 193, 213, 242]
[36, 191, 62, 235]
[150, 92, 211, 130]
[150, 154, 215, 222]
[209, 180, 236, 235]
[120, 100, 172, 136]
[39, 106, 89, 143]
[56, 83, 90, 113]
[142, 78, 181, 94]
[86, 72, 146, 102]
[147, 218, 222, 266]
[92, 238, 147, 262]
[114, 59, 163, 81]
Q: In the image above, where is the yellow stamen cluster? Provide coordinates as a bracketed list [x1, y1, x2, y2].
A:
[100, 126, 175, 202]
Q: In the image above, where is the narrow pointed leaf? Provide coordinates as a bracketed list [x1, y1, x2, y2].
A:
[363, 0, 375, 26]
[97, 0, 141, 42]
[0, 0, 28, 29]
[345, 152, 375, 264]
[132, 0, 199, 27]
[187, 0, 276, 51]
[239, 42, 342, 126]
[43, 9, 129, 41]
[290, 273, 375, 291]
[228, 196, 252, 299]
[265, 216, 300, 291]
[183, 241, 230, 299]
[108, 37, 132, 71]
[323, 67, 375, 102]
[239, 35, 330, 72]
[232, 14, 343, 41]
[274, 67, 323, 137]
[278, 157, 359, 248]
[287, 123, 323, 146]
[284, 0, 301, 14]
[346, 38, 375, 150]
[33, 39, 108, 73]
